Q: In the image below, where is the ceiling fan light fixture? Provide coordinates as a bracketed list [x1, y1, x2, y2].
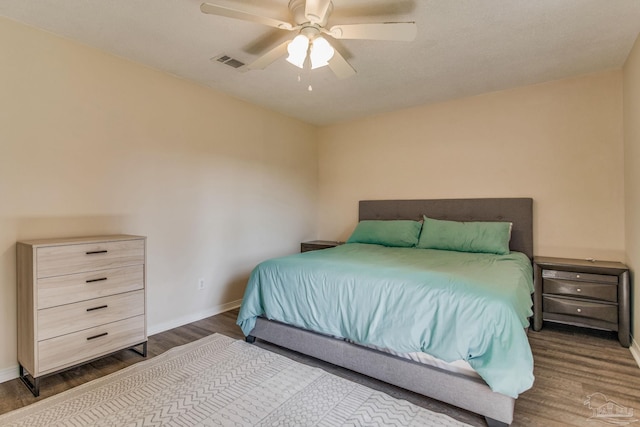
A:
[310, 36, 334, 69]
[286, 34, 309, 69]
[201, 0, 416, 79]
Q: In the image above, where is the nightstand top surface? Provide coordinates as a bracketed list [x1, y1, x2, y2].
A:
[302, 240, 343, 245]
[534, 256, 627, 274]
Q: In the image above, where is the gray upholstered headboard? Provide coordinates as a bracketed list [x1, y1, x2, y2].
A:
[359, 198, 533, 259]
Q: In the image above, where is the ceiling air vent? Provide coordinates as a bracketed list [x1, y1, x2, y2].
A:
[211, 54, 246, 70]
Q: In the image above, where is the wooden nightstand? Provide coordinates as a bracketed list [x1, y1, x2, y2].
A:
[532, 256, 630, 347]
[300, 240, 342, 253]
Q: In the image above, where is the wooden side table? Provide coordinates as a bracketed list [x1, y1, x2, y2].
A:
[533, 256, 630, 347]
[300, 240, 343, 253]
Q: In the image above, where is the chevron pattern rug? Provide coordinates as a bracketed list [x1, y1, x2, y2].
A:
[0, 334, 470, 426]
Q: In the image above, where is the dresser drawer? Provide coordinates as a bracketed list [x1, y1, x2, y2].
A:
[38, 315, 145, 375]
[36, 239, 144, 278]
[543, 296, 617, 324]
[543, 278, 617, 303]
[37, 265, 144, 309]
[38, 290, 145, 340]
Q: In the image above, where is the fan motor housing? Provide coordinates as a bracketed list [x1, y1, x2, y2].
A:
[289, 0, 333, 27]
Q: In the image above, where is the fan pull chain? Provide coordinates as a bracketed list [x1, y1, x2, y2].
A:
[297, 72, 314, 92]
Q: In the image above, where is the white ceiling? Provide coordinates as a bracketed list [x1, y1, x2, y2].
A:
[2, 0, 640, 126]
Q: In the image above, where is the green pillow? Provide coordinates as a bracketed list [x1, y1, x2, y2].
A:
[347, 220, 422, 247]
[417, 216, 512, 255]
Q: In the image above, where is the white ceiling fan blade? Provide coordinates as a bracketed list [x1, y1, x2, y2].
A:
[305, 0, 332, 24]
[200, 2, 294, 31]
[329, 22, 417, 41]
[328, 49, 356, 79]
[247, 41, 290, 70]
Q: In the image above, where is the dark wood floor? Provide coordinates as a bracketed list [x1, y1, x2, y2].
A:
[1, 309, 638, 427]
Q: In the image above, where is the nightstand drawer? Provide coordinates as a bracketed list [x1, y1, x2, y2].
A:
[543, 278, 617, 302]
[541, 269, 617, 284]
[543, 296, 617, 324]
[36, 239, 145, 279]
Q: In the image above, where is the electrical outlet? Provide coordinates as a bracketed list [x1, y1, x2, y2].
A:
[198, 278, 205, 290]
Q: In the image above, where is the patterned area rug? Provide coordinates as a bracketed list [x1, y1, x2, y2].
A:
[0, 334, 470, 426]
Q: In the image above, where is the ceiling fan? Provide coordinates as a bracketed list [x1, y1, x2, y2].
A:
[200, 0, 417, 79]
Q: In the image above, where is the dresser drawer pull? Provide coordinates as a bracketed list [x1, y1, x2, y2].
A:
[577, 308, 582, 313]
[85, 250, 108, 255]
[85, 277, 107, 283]
[86, 332, 108, 341]
[576, 274, 581, 279]
[86, 305, 108, 312]
[576, 288, 582, 292]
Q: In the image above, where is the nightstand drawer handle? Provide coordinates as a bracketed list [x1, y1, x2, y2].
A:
[86, 305, 108, 312]
[576, 274, 581, 279]
[86, 277, 107, 283]
[576, 288, 582, 292]
[576, 308, 582, 313]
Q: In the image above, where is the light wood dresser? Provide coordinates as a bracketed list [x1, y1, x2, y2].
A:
[17, 234, 147, 396]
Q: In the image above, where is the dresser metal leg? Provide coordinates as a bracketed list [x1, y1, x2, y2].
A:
[130, 341, 148, 357]
[19, 364, 40, 397]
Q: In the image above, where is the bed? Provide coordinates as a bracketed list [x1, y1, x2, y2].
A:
[238, 198, 534, 427]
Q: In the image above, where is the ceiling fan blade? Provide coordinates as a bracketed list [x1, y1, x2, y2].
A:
[247, 41, 290, 70]
[305, 0, 332, 24]
[243, 29, 290, 55]
[200, 2, 294, 31]
[328, 22, 417, 41]
[328, 49, 356, 79]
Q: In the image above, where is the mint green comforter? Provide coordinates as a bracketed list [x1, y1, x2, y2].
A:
[237, 243, 534, 398]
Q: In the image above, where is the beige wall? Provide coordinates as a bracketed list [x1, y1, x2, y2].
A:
[1, 12, 635, 382]
[624, 34, 640, 346]
[0, 17, 318, 376]
[318, 71, 625, 261]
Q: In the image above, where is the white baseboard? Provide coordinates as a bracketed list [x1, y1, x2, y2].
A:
[630, 337, 640, 369]
[0, 365, 18, 384]
[147, 299, 242, 336]
[0, 300, 243, 385]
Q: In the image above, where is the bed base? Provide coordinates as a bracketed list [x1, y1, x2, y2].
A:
[248, 317, 513, 426]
